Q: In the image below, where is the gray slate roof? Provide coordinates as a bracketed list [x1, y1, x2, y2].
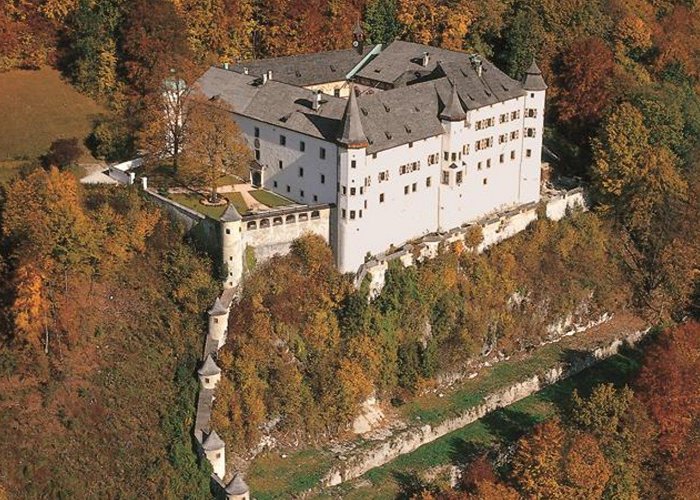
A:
[195, 41, 530, 155]
[230, 46, 375, 87]
[439, 82, 466, 121]
[202, 430, 225, 451]
[337, 86, 368, 147]
[198, 354, 221, 377]
[226, 473, 250, 495]
[220, 203, 241, 222]
[522, 60, 548, 91]
[208, 297, 228, 316]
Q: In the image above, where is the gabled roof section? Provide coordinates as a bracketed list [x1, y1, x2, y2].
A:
[337, 86, 368, 148]
[522, 59, 547, 91]
[198, 355, 221, 377]
[208, 297, 228, 316]
[202, 430, 225, 451]
[230, 46, 376, 87]
[226, 473, 250, 495]
[439, 82, 466, 121]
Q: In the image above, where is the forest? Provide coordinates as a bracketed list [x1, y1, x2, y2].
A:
[0, 0, 699, 498]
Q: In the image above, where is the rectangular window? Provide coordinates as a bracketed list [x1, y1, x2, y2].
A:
[409, 142, 413, 148]
[299, 167, 304, 177]
[527, 108, 537, 118]
[380, 193, 385, 203]
[426, 177, 432, 187]
[334, 88, 340, 97]
[279, 160, 283, 169]
[300, 141, 305, 152]
[404, 185, 409, 195]
[456, 171, 463, 184]
[510, 150, 516, 160]
[483, 178, 488, 185]
[444, 152, 449, 161]
[351, 160, 356, 169]
[451, 152, 457, 162]
[342, 209, 346, 218]
[300, 190, 304, 197]
[442, 171, 449, 184]
[313, 195, 318, 202]
[525, 128, 536, 138]
[350, 187, 356, 196]
[359, 210, 363, 218]
[254, 127, 260, 137]
[359, 186, 364, 195]
[342, 186, 347, 195]
[486, 159, 491, 168]
[255, 150, 260, 160]
[280, 135, 286, 145]
[526, 149, 532, 157]
[286, 185, 291, 192]
[320, 174, 325, 184]
[273, 181, 278, 187]
[350, 210, 356, 219]
[499, 154, 504, 163]
[412, 183, 417, 192]
[320, 147, 326, 159]
[477, 161, 482, 170]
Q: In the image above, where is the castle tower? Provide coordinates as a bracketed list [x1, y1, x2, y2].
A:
[519, 59, 547, 204]
[225, 473, 251, 500]
[202, 430, 226, 479]
[336, 85, 369, 273]
[352, 20, 365, 54]
[438, 82, 467, 231]
[220, 204, 243, 288]
[198, 354, 221, 389]
[208, 297, 230, 349]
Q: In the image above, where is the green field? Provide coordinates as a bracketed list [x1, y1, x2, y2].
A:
[245, 315, 647, 499]
[250, 189, 294, 207]
[168, 192, 249, 219]
[324, 350, 643, 499]
[0, 67, 105, 161]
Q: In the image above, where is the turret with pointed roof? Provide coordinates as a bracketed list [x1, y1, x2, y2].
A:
[208, 297, 228, 316]
[522, 59, 547, 91]
[198, 355, 221, 377]
[439, 82, 466, 122]
[337, 86, 368, 149]
[202, 430, 225, 451]
[225, 473, 250, 498]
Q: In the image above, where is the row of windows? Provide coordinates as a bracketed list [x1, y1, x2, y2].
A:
[340, 185, 366, 196]
[399, 161, 421, 175]
[245, 211, 321, 230]
[254, 127, 327, 159]
[271, 180, 320, 202]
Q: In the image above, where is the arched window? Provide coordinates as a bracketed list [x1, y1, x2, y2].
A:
[298, 213, 309, 222]
[247, 221, 257, 230]
[260, 219, 270, 228]
[310, 210, 320, 219]
[273, 217, 283, 226]
[285, 215, 296, 224]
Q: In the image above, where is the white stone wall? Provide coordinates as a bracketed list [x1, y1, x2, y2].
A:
[545, 189, 586, 221]
[233, 114, 339, 205]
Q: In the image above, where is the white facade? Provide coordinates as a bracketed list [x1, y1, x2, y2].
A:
[226, 89, 545, 274]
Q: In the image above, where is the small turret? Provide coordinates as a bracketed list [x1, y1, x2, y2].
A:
[352, 20, 365, 54]
[208, 297, 230, 346]
[202, 430, 226, 479]
[337, 86, 368, 149]
[439, 82, 466, 122]
[522, 59, 547, 91]
[198, 354, 221, 389]
[225, 473, 250, 500]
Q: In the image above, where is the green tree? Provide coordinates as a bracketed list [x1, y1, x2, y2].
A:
[364, 0, 401, 44]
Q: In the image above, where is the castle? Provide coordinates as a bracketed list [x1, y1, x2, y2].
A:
[195, 28, 547, 287]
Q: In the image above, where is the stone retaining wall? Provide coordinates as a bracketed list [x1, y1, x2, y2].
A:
[322, 325, 649, 487]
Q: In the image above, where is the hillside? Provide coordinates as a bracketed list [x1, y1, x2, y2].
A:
[0, 170, 218, 498]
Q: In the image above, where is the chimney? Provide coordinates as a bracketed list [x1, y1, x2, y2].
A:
[312, 91, 322, 111]
[243, 66, 249, 75]
[471, 55, 482, 77]
[422, 52, 430, 67]
[223, 62, 229, 70]
[267, 70, 273, 81]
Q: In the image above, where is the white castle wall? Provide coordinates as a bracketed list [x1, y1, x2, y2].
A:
[234, 115, 339, 205]
[359, 189, 587, 297]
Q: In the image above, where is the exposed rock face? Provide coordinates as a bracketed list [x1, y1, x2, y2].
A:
[322, 326, 649, 487]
